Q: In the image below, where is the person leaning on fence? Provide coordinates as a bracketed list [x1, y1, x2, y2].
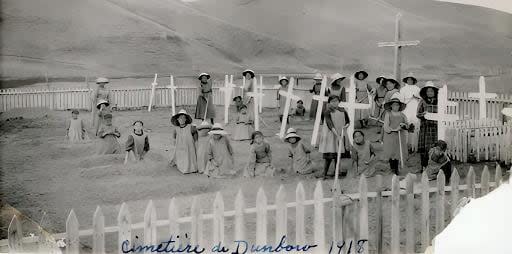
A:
[169, 109, 198, 174]
[124, 120, 150, 162]
[417, 81, 439, 172]
[92, 77, 111, 136]
[243, 131, 276, 177]
[96, 113, 122, 155]
[194, 73, 216, 124]
[426, 140, 452, 184]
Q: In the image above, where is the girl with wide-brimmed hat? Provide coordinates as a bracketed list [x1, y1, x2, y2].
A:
[196, 121, 212, 174]
[96, 113, 122, 155]
[382, 95, 409, 175]
[284, 128, 314, 175]
[243, 131, 276, 177]
[417, 81, 440, 171]
[277, 76, 290, 123]
[354, 70, 371, 128]
[241, 69, 256, 122]
[204, 123, 235, 178]
[170, 109, 198, 174]
[195, 73, 216, 124]
[92, 77, 112, 136]
[232, 104, 253, 141]
[309, 73, 326, 120]
[400, 72, 421, 153]
[371, 74, 388, 124]
[328, 73, 347, 102]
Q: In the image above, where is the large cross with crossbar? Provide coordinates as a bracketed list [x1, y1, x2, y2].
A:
[468, 76, 497, 120]
[425, 84, 459, 140]
[377, 13, 420, 83]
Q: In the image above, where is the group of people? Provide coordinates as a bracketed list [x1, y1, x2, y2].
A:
[66, 70, 452, 182]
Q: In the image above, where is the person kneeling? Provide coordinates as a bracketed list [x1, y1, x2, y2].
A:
[426, 140, 452, 184]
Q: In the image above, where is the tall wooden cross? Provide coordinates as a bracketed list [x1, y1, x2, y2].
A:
[148, 74, 158, 112]
[219, 75, 237, 124]
[246, 78, 265, 131]
[311, 75, 329, 146]
[468, 76, 497, 120]
[259, 75, 264, 113]
[424, 84, 459, 140]
[377, 13, 420, 82]
[338, 75, 372, 144]
[167, 74, 177, 116]
[277, 77, 301, 139]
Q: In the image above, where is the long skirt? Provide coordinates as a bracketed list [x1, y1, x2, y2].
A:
[355, 91, 370, 122]
[195, 94, 216, 119]
[319, 125, 351, 159]
[418, 120, 438, 154]
[96, 135, 121, 155]
[197, 137, 209, 173]
[383, 130, 408, 161]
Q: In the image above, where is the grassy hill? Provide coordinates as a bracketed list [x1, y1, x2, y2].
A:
[1, 0, 511, 90]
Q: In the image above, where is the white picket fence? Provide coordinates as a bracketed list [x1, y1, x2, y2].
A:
[445, 120, 512, 164]
[6, 165, 509, 254]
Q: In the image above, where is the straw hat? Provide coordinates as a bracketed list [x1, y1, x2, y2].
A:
[354, 70, 369, 81]
[279, 76, 289, 84]
[171, 109, 192, 126]
[376, 76, 386, 86]
[197, 121, 212, 130]
[402, 72, 418, 84]
[198, 73, 210, 80]
[242, 69, 255, 78]
[330, 73, 346, 83]
[384, 78, 401, 90]
[286, 127, 297, 135]
[284, 132, 301, 142]
[209, 123, 228, 135]
[232, 96, 242, 102]
[95, 77, 109, 84]
[419, 81, 439, 100]
[313, 73, 323, 80]
[96, 99, 109, 109]
[384, 96, 406, 111]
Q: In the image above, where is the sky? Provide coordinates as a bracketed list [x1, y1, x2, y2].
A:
[435, 0, 512, 14]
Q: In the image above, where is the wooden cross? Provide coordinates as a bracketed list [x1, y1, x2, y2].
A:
[424, 84, 459, 140]
[148, 74, 158, 112]
[337, 75, 372, 144]
[377, 13, 420, 82]
[277, 77, 301, 139]
[219, 74, 237, 124]
[167, 74, 177, 116]
[468, 76, 497, 120]
[259, 75, 264, 113]
[246, 78, 265, 131]
[311, 75, 329, 146]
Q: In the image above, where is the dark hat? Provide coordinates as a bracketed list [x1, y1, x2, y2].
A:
[250, 131, 264, 144]
[198, 73, 210, 80]
[419, 81, 439, 101]
[328, 95, 340, 103]
[71, 109, 79, 114]
[239, 104, 248, 110]
[354, 70, 369, 81]
[402, 73, 418, 85]
[384, 78, 401, 90]
[103, 113, 113, 119]
[384, 98, 406, 111]
[96, 99, 110, 109]
[197, 121, 212, 130]
[133, 120, 143, 126]
[242, 69, 255, 78]
[376, 76, 386, 86]
[170, 109, 193, 126]
[233, 96, 242, 102]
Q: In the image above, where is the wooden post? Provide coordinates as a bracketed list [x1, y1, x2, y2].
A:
[313, 181, 326, 252]
[275, 185, 287, 244]
[148, 74, 158, 112]
[295, 182, 306, 246]
[144, 200, 157, 246]
[234, 190, 245, 244]
[259, 75, 264, 113]
[480, 166, 490, 196]
[375, 175, 383, 254]
[219, 75, 236, 125]
[66, 209, 79, 254]
[311, 75, 329, 146]
[256, 187, 267, 245]
[436, 170, 446, 234]
[421, 172, 430, 251]
[8, 215, 23, 253]
[405, 174, 415, 254]
[92, 206, 105, 254]
[168, 75, 177, 116]
[450, 168, 460, 219]
[213, 192, 225, 246]
[468, 76, 497, 119]
[425, 84, 459, 140]
[168, 198, 180, 245]
[118, 203, 131, 254]
[358, 175, 369, 254]
[390, 175, 400, 254]
[277, 77, 301, 139]
[466, 166, 476, 198]
[246, 78, 264, 131]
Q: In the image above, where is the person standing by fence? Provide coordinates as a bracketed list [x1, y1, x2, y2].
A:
[417, 82, 439, 172]
[242, 69, 256, 122]
[309, 73, 325, 121]
[401, 73, 421, 153]
[194, 73, 216, 124]
[91, 77, 111, 136]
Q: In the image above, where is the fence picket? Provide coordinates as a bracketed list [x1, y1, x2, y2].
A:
[168, 198, 179, 244]
[358, 175, 369, 254]
[495, 164, 503, 187]
[313, 181, 326, 252]
[256, 187, 268, 245]
[66, 209, 79, 254]
[190, 197, 201, 246]
[332, 180, 343, 243]
[450, 168, 460, 219]
[466, 166, 476, 198]
[375, 175, 383, 254]
[480, 166, 490, 196]
[421, 172, 430, 250]
[391, 175, 400, 254]
[405, 174, 415, 254]
[436, 170, 446, 234]
[275, 185, 287, 244]
[143, 200, 157, 246]
[118, 203, 131, 254]
[295, 182, 306, 246]
[234, 190, 245, 242]
[8, 215, 24, 252]
[92, 206, 105, 254]
[213, 192, 225, 246]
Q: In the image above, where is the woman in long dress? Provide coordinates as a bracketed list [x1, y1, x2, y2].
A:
[382, 96, 409, 175]
[417, 82, 439, 171]
[67, 110, 89, 143]
[242, 69, 256, 122]
[91, 77, 111, 136]
[354, 70, 371, 128]
[309, 73, 324, 120]
[278, 76, 289, 122]
[96, 113, 121, 155]
[400, 73, 421, 153]
[170, 109, 198, 174]
[232, 105, 253, 141]
[284, 128, 314, 175]
[194, 73, 216, 124]
[204, 123, 235, 178]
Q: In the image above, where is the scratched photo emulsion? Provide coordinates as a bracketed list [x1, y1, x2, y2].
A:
[1, 0, 511, 253]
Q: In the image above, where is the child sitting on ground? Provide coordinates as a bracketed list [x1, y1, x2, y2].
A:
[426, 140, 452, 183]
[96, 113, 121, 155]
[205, 123, 235, 178]
[67, 110, 88, 143]
[124, 120, 150, 163]
[244, 131, 276, 177]
[351, 130, 377, 177]
[233, 96, 244, 113]
[284, 128, 314, 175]
[196, 121, 212, 174]
[294, 100, 306, 117]
[232, 105, 253, 141]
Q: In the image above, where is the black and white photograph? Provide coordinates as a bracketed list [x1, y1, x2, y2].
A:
[1, 0, 511, 253]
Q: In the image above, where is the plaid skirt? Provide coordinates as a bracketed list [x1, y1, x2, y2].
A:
[418, 120, 438, 154]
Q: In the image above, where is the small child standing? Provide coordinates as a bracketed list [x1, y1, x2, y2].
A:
[319, 95, 350, 179]
[205, 123, 235, 178]
[196, 121, 212, 174]
[232, 105, 253, 141]
[351, 130, 376, 177]
[244, 131, 276, 177]
[170, 109, 198, 174]
[124, 120, 150, 162]
[426, 140, 452, 183]
[382, 97, 409, 175]
[67, 110, 88, 143]
[284, 128, 314, 175]
[96, 113, 121, 155]
[278, 76, 290, 123]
